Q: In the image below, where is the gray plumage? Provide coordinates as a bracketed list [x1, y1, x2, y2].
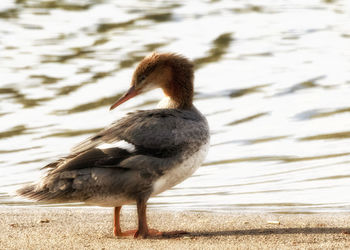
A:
[17, 106, 209, 205]
[72, 107, 208, 153]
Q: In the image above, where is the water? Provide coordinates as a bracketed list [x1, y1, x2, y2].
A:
[1, 0, 350, 213]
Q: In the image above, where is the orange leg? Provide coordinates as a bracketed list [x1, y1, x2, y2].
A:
[134, 198, 162, 238]
[113, 206, 122, 236]
[114, 202, 188, 238]
[114, 206, 137, 237]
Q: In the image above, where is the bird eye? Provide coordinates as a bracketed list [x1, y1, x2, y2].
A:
[139, 75, 146, 82]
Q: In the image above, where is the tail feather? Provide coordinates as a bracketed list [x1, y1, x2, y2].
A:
[16, 184, 40, 200]
[16, 183, 66, 202]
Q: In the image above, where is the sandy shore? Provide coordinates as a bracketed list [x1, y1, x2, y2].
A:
[1, 206, 350, 249]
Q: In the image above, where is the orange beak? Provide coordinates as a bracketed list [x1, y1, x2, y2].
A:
[110, 85, 139, 110]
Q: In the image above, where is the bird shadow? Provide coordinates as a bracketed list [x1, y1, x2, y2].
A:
[160, 227, 350, 239]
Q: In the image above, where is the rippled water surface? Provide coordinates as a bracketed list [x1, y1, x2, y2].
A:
[1, 0, 350, 213]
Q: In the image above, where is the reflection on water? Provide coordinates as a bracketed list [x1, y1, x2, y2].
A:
[194, 33, 233, 68]
[1, 0, 350, 213]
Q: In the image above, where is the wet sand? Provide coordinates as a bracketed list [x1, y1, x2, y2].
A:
[1, 206, 350, 249]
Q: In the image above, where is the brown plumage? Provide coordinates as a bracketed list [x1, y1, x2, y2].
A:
[131, 53, 194, 109]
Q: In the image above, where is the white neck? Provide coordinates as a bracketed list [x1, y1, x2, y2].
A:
[157, 96, 178, 109]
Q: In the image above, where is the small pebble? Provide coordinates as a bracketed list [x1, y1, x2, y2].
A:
[39, 219, 50, 223]
[267, 220, 280, 225]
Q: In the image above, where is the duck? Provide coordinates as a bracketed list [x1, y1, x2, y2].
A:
[17, 52, 210, 238]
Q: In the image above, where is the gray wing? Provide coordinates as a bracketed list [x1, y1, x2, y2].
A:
[17, 147, 169, 202]
[71, 107, 209, 154]
[17, 108, 209, 203]
[17, 147, 145, 202]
